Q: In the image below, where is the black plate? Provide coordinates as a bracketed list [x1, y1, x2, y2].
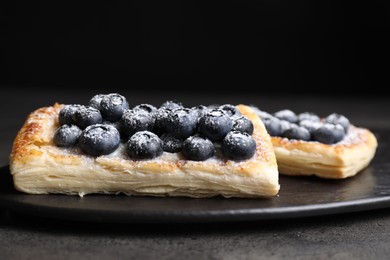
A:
[1, 128, 389, 224]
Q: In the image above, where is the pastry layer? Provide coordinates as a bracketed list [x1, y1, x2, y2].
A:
[9, 104, 280, 198]
[270, 126, 377, 179]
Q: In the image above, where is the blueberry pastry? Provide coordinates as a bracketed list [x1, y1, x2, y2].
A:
[252, 106, 378, 179]
[8, 94, 280, 198]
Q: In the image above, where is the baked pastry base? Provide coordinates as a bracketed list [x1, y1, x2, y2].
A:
[9, 104, 280, 198]
[271, 126, 377, 179]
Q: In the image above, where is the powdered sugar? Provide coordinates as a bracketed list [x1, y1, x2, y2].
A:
[77, 106, 100, 120]
[337, 126, 365, 145]
[82, 124, 119, 145]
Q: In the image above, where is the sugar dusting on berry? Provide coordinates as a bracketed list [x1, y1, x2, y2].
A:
[209, 110, 224, 117]
[84, 127, 105, 144]
[124, 110, 148, 123]
[175, 109, 188, 118]
[224, 132, 250, 147]
[300, 120, 322, 129]
[335, 126, 365, 146]
[62, 124, 80, 136]
[111, 95, 123, 105]
[77, 106, 99, 120]
[82, 124, 118, 144]
[131, 131, 151, 145]
[187, 136, 209, 150]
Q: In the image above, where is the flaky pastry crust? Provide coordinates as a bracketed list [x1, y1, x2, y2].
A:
[9, 104, 280, 198]
[270, 126, 377, 179]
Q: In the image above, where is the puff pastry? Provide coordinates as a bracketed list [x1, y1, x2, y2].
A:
[251, 107, 378, 179]
[9, 104, 280, 198]
[270, 127, 377, 179]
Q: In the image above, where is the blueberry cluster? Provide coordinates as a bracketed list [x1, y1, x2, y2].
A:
[254, 108, 350, 144]
[53, 93, 257, 161]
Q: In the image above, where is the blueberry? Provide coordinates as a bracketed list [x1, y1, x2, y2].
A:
[120, 109, 154, 138]
[274, 109, 299, 124]
[325, 113, 350, 133]
[165, 108, 198, 139]
[58, 104, 83, 125]
[298, 112, 320, 122]
[232, 116, 254, 134]
[312, 123, 346, 144]
[160, 133, 183, 153]
[89, 94, 107, 110]
[182, 135, 215, 161]
[251, 106, 273, 120]
[79, 124, 120, 156]
[160, 100, 183, 110]
[153, 107, 171, 135]
[262, 117, 282, 136]
[132, 103, 158, 114]
[102, 120, 122, 135]
[221, 131, 256, 160]
[100, 93, 129, 122]
[198, 108, 233, 141]
[218, 104, 242, 118]
[280, 120, 295, 133]
[191, 105, 210, 118]
[282, 126, 311, 141]
[73, 106, 103, 129]
[53, 124, 82, 147]
[299, 119, 323, 135]
[126, 131, 163, 159]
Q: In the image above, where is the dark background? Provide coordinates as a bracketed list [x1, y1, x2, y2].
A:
[1, 1, 390, 95]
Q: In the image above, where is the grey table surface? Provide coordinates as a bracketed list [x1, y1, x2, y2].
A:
[1, 88, 390, 260]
